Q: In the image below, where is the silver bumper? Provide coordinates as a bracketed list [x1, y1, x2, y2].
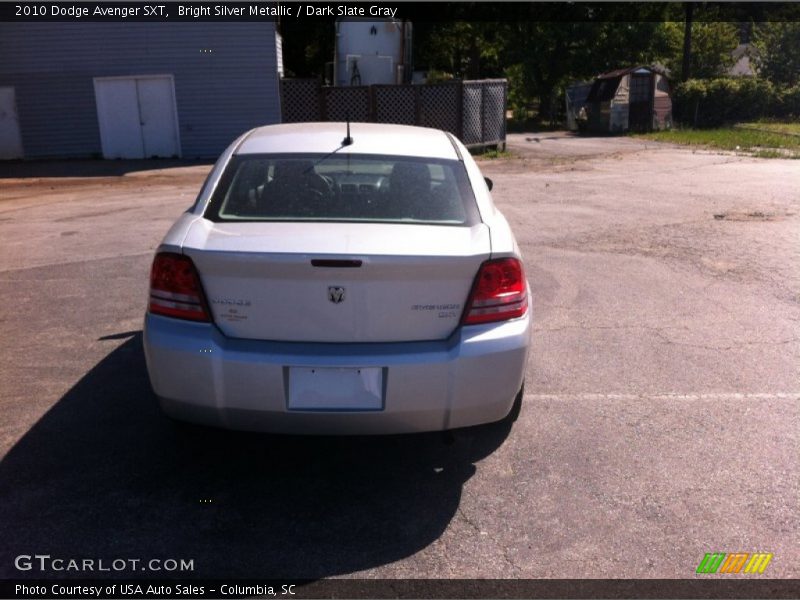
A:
[143, 312, 530, 434]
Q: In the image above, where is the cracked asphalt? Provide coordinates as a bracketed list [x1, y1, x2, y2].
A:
[0, 133, 797, 582]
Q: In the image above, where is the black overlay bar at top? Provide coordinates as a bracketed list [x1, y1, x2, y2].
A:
[2, 2, 800, 22]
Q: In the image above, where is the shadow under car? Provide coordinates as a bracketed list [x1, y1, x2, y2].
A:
[0, 333, 512, 579]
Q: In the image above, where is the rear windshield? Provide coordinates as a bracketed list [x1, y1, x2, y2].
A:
[204, 153, 481, 226]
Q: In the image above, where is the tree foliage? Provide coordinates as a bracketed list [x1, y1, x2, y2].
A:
[673, 76, 800, 125]
[416, 22, 504, 80]
[681, 21, 738, 79]
[417, 18, 739, 119]
[753, 22, 800, 87]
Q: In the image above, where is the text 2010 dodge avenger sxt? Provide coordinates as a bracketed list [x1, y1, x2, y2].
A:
[143, 122, 531, 434]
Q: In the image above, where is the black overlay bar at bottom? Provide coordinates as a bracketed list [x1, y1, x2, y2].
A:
[4, 579, 800, 599]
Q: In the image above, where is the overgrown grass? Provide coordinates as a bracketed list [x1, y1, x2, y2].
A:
[635, 123, 800, 158]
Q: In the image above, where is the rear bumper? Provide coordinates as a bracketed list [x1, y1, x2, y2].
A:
[143, 312, 530, 434]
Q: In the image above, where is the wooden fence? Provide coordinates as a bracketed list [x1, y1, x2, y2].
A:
[280, 78, 507, 149]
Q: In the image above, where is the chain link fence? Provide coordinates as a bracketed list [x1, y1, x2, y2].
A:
[281, 79, 506, 149]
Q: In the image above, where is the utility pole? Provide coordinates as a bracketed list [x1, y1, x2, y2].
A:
[682, 2, 694, 81]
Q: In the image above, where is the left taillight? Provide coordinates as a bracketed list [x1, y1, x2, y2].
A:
[148, 252, 210, 322]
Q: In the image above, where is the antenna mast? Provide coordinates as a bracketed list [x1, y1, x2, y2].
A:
[342, 115, 353, 146]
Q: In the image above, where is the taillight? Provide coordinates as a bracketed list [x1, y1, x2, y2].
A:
[463, 258, 528, 325]
[148, 252, 210, 322]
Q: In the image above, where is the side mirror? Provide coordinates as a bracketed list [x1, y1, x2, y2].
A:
[484, 177, 493, 191]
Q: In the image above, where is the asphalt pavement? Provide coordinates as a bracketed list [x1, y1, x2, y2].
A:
[0, 134, 797, 583]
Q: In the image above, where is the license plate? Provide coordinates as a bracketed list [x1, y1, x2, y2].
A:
[288, 367, 384, 411]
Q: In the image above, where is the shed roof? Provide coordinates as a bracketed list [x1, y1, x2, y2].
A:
[596, 65, 669, 80]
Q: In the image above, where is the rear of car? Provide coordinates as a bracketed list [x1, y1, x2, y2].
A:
[143, 123, 530, 434]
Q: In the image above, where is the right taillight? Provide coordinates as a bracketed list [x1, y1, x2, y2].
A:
[463, 258, 528, 325]
[148, 252, 210, 322]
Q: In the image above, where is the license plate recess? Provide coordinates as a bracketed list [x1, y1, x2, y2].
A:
[288, 367, 384, 411]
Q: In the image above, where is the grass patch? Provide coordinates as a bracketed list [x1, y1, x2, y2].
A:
[635, 124, 800, 158]
[753, 149, 788, 159]
[473, 147, 512, 160]
[738, 121, 800, 136]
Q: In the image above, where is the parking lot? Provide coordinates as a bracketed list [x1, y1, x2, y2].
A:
[0, 133, 797, 581]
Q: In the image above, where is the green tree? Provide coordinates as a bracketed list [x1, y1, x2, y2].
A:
[659, 21, 738, 80]
[689, 21, 738, 78]
[500, 21, 605, 120]
[753, 22, 800, 86]
[416, 22, 503, 79]
[589, 22, 677, 75]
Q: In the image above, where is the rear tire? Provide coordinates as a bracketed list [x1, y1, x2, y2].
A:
[504, 385, 524, 423]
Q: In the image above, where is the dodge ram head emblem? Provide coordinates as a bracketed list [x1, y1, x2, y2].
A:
[328, 286, 345, 304]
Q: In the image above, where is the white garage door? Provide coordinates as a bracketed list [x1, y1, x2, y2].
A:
[94, 76, 181, 159]
[0, 87, 24, 159]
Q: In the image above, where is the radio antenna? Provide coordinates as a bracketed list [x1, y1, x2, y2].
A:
[342, 114, 353, 146]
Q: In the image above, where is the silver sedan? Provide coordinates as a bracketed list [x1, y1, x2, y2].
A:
[143, 122, 531, 434]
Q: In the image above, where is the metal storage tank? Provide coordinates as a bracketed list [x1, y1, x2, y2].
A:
[334, 19, 413, 87]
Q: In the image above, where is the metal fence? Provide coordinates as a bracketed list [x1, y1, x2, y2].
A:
[281, 78, 507, 149]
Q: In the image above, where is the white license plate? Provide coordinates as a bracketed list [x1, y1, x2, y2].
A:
[288, 367, 384, 411]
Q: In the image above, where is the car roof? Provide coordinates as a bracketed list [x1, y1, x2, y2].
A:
[235, 122, 460, 160]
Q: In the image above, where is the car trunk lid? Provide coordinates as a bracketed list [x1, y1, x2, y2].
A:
[182, 220, 490, 343]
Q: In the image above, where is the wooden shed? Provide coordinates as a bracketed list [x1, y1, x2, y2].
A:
[584, 66, 672, 133]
